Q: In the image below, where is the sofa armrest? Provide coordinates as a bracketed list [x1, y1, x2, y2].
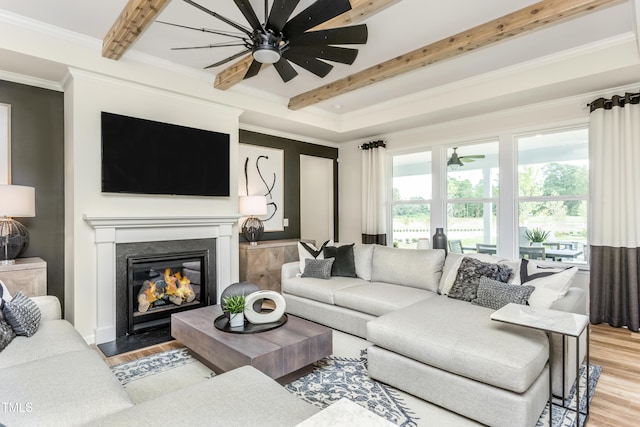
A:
[31, 295, 62, 321]
[549, 287, 586, 315]
[282, 261, 300, 281]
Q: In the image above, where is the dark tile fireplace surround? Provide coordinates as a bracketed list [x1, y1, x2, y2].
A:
[97, 238, 217, 357]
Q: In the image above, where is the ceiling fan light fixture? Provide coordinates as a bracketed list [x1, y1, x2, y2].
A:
[253, 44, 281, 64]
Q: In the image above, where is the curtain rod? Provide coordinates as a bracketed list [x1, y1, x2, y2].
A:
[358, 140, 386, 150]
[587, 92, 640, 112]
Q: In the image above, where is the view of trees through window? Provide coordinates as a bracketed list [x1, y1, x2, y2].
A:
[389, 127, 589, 264]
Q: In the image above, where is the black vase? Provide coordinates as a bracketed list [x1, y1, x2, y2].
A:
[432, 228, 448, 254]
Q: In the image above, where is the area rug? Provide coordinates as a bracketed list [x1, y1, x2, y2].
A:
[110, 348, 601, 427]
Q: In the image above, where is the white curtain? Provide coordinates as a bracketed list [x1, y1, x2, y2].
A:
[589, 92, 640, 331]
[361, 140, 387, 245]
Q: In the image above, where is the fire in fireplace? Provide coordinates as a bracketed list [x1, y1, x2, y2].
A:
[127, 252, 208, 334]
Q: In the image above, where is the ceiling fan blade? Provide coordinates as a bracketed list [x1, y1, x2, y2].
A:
[157, 21, 247, 40]
[289, 25, 368, 46]
[267, 0, 301, 32]
[283, 51, 333, 78]
[182, 0, 252, 36]
[172, 43, 247, 50]
[233, 0, 262, 31]
[203, 49, 251, 69]
[287, 45, 359, 65]
[273, 58, 298, 82]
[460, 155, 486, 159]
[243, 59, 263, 80]
[283, 0, 352, 37]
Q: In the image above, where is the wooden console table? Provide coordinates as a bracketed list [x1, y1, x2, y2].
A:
[239, 239, 311, 293]
[0, 257, 47, 296]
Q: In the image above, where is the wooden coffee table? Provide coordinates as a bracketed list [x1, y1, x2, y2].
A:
[171, 305, 332, 383]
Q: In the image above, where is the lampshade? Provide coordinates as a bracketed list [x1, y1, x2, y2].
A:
[239, 196, 267, 216]
[0, 185, 36, 217]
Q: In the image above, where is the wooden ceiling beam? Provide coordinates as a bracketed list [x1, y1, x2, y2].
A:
[288, 0, 624, 110]
[214, 0, 402, 90]
[103, 0, 170, 60]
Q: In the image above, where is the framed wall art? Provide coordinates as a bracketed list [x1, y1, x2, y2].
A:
[239, 143, 284, 232]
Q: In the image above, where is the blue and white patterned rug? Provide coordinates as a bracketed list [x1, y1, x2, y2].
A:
[110, 348, 601, 427]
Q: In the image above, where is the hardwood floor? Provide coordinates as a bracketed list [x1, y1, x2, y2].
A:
[589, 323, 640, 426]
[94, 323, 640, 426]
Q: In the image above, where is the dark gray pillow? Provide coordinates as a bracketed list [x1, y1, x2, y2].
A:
[323, 244, 357, 277]
[448, 257, 512, 302]
[0, 318, 15, 351]
[301, 258, 335, 280]
[472, 277, 535, 310]
[2, 292, 41, 337]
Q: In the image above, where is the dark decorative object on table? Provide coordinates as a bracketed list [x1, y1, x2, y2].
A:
[220, 282, 262, 312]
[432, 228, 448, 254]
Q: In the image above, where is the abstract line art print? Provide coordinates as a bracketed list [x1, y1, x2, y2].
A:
[239, 144, 284, 232]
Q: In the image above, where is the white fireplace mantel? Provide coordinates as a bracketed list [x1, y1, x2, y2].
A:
[84, 214, 240, 344]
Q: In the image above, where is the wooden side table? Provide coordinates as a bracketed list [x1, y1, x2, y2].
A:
[0, 257, 47, 296]
[239, 239, 311, 293]
[491, 303, 590, 427]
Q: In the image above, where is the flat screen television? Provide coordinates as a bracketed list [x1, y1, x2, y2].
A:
[101, 112, 230, 196]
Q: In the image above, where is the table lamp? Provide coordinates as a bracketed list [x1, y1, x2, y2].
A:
[239, 195, 267, 245]
[0, 185, 36, 265]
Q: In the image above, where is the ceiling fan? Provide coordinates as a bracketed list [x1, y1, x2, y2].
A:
[163, 0, 368, 83]
[447, 147, 485, 169]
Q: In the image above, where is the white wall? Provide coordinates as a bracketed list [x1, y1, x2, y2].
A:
[64, 69, 242, 342]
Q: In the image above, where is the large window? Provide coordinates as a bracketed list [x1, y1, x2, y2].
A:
[446, 141, 499, 252]
[517, 128, 589, 264]
[391, 151, 431, 248]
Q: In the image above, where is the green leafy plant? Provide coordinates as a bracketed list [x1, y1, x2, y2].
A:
[222, 294, 245, 314]
[525, 228, 550, 243]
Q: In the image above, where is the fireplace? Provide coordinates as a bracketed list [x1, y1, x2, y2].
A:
[127, 251, 208, 334]
[115, 238, 217, 338]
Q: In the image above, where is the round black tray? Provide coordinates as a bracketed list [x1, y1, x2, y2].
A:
[214, 313, 288, 334]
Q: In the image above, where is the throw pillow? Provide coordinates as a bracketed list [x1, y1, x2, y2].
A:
[448, 257, 512, 302]
[323, 244, 357, 277]
[0, 318, 16, 352]
[297, 240, 332, 273]
[438, 253, 511, 295]
[0, 279, 12, 306]
[514, 259, 578, 308]
[471, 277, 535, 310]
[2, 292, 41, 337]
[301, 258, 335, 280]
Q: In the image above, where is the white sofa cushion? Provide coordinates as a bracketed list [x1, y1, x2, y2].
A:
[333, 282, 438, 317]
[367, 297, 549, 393]
[282, 275, 366, 305]
[0, 319, 91, 369]
[353, 244, 375, 280]
[0, 349, 134, 426]
[371, 246, 445, 292]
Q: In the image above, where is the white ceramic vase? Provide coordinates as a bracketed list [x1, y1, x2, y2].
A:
[229, 311, 244, 327]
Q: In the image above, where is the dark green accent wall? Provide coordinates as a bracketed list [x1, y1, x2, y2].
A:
[0, 80, 65, 306]
[239, 130, 339, 242]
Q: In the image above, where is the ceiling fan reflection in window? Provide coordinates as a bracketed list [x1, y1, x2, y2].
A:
[447, 147, 485, 170]
[162, 0, 368, 83]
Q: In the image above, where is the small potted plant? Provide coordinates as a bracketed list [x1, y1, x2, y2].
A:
[223, 294, 246, 328]
[525, 228, 550, 246]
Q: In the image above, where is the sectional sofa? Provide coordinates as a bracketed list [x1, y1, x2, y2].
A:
[282, 244, 587, 427]
[0, 292, 319, 426]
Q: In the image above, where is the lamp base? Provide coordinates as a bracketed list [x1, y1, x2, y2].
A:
[242, 216, 264, 244]
[0, 218, 30, 264]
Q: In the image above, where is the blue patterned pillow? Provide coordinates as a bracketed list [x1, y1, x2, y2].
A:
[472, 277, 535, 310]
[2, 292, 41, 337]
